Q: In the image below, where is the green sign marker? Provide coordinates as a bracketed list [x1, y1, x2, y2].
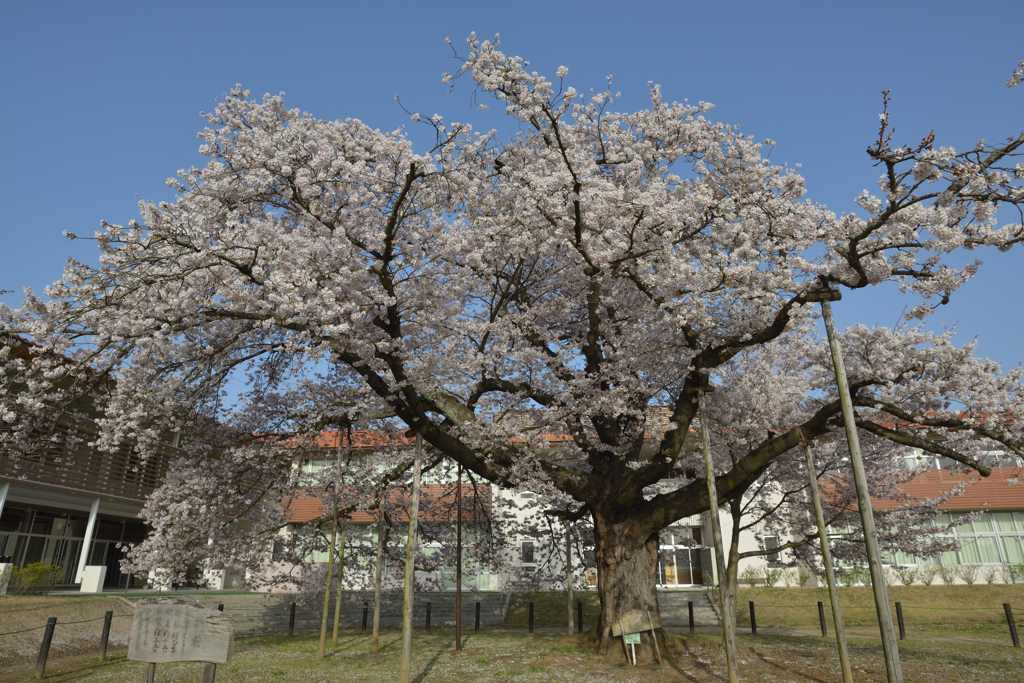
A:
[623, 632, 641, 644]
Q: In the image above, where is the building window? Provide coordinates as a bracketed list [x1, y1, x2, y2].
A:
[520, 540, 535, 565]
[763, 536, 782, 567]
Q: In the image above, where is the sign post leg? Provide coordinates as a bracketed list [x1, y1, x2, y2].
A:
[143, 662, 156, 683]
[202, 663, 217, 683]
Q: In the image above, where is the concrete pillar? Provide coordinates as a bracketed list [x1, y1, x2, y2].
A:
[75, 498, 101, 584]
[0, 481, 9, 522]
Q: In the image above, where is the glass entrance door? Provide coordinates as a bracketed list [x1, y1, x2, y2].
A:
[657, 528, 705, 586]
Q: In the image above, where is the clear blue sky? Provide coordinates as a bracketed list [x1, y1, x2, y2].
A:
[2, 1, 1022, 368]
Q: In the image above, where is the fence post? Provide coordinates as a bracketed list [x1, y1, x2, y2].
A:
[425, 600, 431, 632]
[529, 602, 535, 634]
[688, 601, 695, 634]
[35, 616, 57, 680]
[1005, 603, 1021, 648]
[100, 610, 113, 660]
[749, 601, 757, 635]
[288, 602, 296, 636]
[895, 602, 905, 641]
[217, 604, 224, 612]
[362, 603, 369, 632]
[818, 601, 827, 637]
[577, 601, 583, 633]
[475, 601, 481, 633]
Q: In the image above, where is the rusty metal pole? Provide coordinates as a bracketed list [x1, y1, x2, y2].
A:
[815, 288, 903, 683]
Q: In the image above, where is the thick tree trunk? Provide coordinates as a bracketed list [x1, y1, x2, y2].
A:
[592, 508, 666, 664]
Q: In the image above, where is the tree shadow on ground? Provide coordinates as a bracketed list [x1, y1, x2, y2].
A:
[412, 636, 455, 683]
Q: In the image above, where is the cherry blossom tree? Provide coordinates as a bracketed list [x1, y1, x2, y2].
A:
[2, 34, 1023, 663]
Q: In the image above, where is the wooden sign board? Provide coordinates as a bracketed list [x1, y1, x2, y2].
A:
[610, 610, 661, 637]
[128, 598, 234, 665]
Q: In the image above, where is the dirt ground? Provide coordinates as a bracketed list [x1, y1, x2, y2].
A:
[2, 628, 1023, 683]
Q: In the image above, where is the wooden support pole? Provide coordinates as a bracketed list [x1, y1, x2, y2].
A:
[455, 463, 463, 652]
[332, 520, 347, 645]
[398, 433, 423, 683]
[202, 663, 217, 683]
[803, 440, 854, 683]
[371, 511, 385, 653]
[99, 610, 113, 660]
[818, 294, 903, 683]
[35, 617, 56, 680]
[698, 391, 740, 683]
[1006, 603, 1021, 647]
[142, 662, 156, 683]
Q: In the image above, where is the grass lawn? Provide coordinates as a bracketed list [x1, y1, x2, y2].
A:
[3, 628, 1024, 682]
[733, 584, 1024, 643]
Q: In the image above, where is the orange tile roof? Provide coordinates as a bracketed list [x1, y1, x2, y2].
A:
[865, 466, 1024, 512]
[285, 483, 491, 524]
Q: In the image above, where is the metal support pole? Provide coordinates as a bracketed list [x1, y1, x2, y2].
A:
[75, 498, 100, 583]
[529, 602, 534, 634]
[578, 601, 583, 633]
[36, 616, 56, 679]
[475, 601, 481, 633]
[426, 600, 432, 632]
[399, 433, 423, 683]
[818, 602, 827, 636]
[698, 391, 740, 683]
[688, 601, 695, 634]
[217, 604, 224, 612]
[289, 602, 296, 636]
[749, 602, 757, 635]
[818, 294, 903, 683]
[100, 610, 113, 660]
[362, 603, 369, 632]
[803, 440, 854, 683]
[1006, 603, 1021, 647]
[895, 602, 905, 640]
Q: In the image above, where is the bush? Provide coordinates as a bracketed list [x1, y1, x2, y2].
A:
[918, 565, 938, 586]
[741, 565, 762, 588]
[985, 567, 1000, 584]
[798, 569, 811, 587]
[937, 564, 958, 585]
[892, 565, 919, 586]
[7, 563, 61, 595]
[957, 564, 980, 585]
[1010, 564, 1024, 583]
[837, 566, 863, 587]
[764, 567, 785, 587]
